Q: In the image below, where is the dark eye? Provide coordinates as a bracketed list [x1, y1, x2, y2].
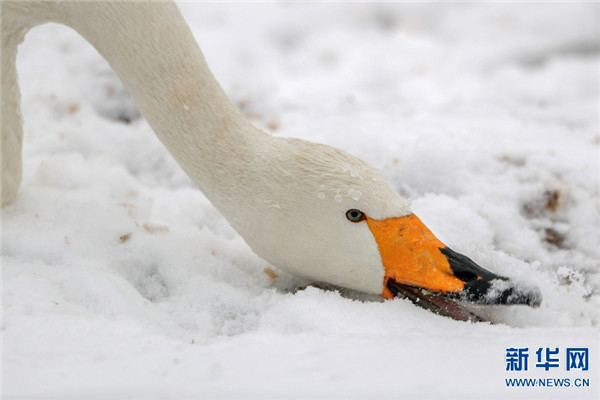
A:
[346, 209, 365, 223]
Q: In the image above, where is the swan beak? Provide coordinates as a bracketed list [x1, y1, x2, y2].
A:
[366, 214, 542, 307]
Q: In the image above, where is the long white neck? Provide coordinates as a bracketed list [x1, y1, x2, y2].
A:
[2, 1, 411, 295]
[2, 1, 266, 209]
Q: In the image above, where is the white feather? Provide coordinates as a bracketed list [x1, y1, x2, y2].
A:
[1, 1, 411, 294]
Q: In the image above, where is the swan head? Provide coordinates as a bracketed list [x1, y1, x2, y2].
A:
[225, 136, 541, 314]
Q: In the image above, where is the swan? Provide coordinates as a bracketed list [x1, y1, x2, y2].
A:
[1, 1, 541, 320]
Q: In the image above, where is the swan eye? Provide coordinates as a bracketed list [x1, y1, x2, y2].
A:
[346, 209, 365, 223]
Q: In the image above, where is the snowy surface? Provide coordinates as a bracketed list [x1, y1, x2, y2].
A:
[2, 2, 600, 399]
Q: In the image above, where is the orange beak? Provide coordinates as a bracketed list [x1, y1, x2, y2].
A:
[366, 214, 541, 307]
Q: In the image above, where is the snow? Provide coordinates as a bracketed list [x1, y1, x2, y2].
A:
[2, 2, 599, 398]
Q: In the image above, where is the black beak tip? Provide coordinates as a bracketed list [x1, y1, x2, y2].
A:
[441, 247, 543, 308]
[461, 277, 543, 307]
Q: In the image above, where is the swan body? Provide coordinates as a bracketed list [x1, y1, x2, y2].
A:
[1, 1, 540, 313]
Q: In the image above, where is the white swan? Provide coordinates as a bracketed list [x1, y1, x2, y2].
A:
[1, 1, 540, 318]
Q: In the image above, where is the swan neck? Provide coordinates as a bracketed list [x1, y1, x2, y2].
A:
[15, 1, 264, 195]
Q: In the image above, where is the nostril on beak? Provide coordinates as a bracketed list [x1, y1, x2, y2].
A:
[453, 270, 479, 283]
[440, 247, 498, 283]
[438, 248, 542, 307]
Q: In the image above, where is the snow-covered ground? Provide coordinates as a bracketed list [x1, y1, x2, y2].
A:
[2, 2, 599, 399]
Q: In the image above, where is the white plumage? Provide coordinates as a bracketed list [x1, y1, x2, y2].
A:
[1, 1, 409, 295]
